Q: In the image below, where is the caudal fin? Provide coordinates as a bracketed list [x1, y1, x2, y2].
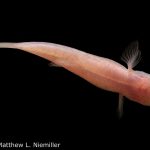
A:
[0, 42, 16, 48]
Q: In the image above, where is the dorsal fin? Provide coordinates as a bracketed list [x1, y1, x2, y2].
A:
[121, 41, 141, 70]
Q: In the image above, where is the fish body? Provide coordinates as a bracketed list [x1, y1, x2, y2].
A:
[0, 41, 150, 117]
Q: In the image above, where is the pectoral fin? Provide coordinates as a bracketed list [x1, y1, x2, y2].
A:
[49, 62, 61, 67]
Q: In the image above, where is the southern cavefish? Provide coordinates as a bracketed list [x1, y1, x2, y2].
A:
[0, 41, 150, 117]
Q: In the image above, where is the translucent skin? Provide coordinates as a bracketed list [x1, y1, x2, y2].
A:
[124, 71, 150, 105]
[0, 42, 150, 106]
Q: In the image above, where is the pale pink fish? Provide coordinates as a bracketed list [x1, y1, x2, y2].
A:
[0, 41, 150, 117]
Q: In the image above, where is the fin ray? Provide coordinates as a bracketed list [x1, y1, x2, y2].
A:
[121, 41, 141, 70]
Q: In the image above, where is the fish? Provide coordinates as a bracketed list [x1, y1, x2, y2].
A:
[0, 41, 150, 118]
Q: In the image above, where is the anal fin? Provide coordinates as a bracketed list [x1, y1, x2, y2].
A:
[118, 94, 124, 118]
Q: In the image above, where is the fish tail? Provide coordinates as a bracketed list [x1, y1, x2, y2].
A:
[0, 42, 16, 48]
